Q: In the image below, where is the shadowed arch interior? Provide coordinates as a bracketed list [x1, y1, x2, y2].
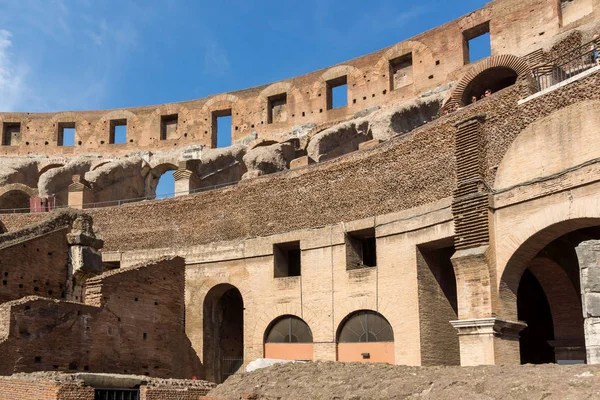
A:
[461, 67, 518, 105]
[202, 283, 244, 384]
[0, 190, 30, 213]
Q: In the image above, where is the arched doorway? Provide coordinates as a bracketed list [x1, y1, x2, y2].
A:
[203, 284, 244, 383]
[145, 163, 178, 199]
[336, 310, 394, 364]
[0, 190, 31, 213]
[500, 222, 599, 364]
[461, 66, 518, 105]
[264, 315, 313, 361]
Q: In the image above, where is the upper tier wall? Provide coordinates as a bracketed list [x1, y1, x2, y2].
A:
[0, 0, 585, 157]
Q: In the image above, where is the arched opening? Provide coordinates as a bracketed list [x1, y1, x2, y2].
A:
[38, 164, 64, 177]
[0, 190, 30, 213]
[264, 315, 313, 361]
[500, 221, 599, 364]
[461, 67, 518, 105]
[145, 163, 177, 199]
[336, 310, 394, 364]
[203, 284, 244, 383]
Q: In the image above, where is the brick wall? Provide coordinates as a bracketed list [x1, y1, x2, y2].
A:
[0, 376, 61, 400]
[84, 257, 202, 378]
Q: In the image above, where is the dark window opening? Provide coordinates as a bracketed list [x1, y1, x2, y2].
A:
[160, 114, 178, 140]
[109, 119, 127, 144]
[346, 228, 377, 270]
[274, 241, 301, 278]
[102, 261, 121, 270]
[338, 311, 393, 343]
[58, 122, 75, 146]
[265, 316, 313, 343]
[2, 122, 20, 146]
[461, 67, 518, 105]
[389, 53, 413, 90]
[463, 21, 491, 64]
[212, 109, 232, 148]
[267, 93, 287, 124]
[326, 76, 348, 109]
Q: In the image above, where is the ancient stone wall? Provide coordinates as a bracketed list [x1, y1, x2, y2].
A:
[0, 258, 201, 379]
[0, 0, 592, 158]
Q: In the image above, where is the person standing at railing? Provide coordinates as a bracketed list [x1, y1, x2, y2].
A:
[591, 34, 600, 66]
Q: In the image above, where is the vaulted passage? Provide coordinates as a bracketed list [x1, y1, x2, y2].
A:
[462, 67, 518, 105]
[0, 190, 30, 213]
[203, 284, 244, 383]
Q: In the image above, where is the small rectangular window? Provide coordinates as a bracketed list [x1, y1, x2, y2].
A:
[160, 114, 178, 140]
[109, 119, 127, 144]
[346, 228, 377, 270]
[2, 122, 20, 146]
[267, 93, 287, 124]
[389, 53, 413, 90]
[274, 241, 301, 278]
[58, 122, 76, 146]
[212, 109, 232, 148]
[463, 22, 491, 64]
[326, 76, 348, 109]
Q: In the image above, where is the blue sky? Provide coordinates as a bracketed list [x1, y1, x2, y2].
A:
[0, 0, 491, 197]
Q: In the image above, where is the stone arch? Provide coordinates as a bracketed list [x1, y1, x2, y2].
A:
[311, 65, 364, 98]
[336, 309, 395, 364]
[38, 163, 65, 178]
[263, 315, 314, 361]
[202, 283, 245, 383]
[90, 161, 112, 171]
[449, 54, 531, 107]
[201, 94, 240, 113]
[374, 40, 435, 86]
[494, 100, 600, 190]
[143, 104, 193, 144]
[94, 109, 141, 144]
[144, 162, 179, 198]
[499, 217, 600, 321]
[257, 82, 294, 103]
[0, 184, 37, 212]
[249, 304, 320, 349]
[48, 112, 89, 145]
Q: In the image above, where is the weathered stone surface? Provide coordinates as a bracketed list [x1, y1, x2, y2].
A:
[242, 142, 295, 178]
[306, 120, 372, 162]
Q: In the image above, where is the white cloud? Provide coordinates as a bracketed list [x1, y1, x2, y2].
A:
[0, 30, 28, 112]
[203, 40, 231, 77]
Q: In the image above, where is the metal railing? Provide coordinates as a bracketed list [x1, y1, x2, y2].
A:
[0, 180, 238, 214]
[94, 388, 139, 400]
[221, 357, 244, 380]
[533, 39, 599, 92]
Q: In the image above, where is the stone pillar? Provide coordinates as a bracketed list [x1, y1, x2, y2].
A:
[173, 166, 201, 197]
[65, 215, 104, 302]
[575, 240, 600, 364]
[67, 175, 92, 210]
[312, 342, 337, 362]
[450, 318, 525, 366]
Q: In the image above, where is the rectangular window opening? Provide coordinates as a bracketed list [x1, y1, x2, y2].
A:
[109, 119, 127, 144]
[463, 22, 491, 64]
[326, 76, 348, 110]
[160, 114, 178, 140]
[267, 93, 287, 124]
[346, 228, 377, 270]
[212, 109, 232, 148]
[58, 122, 76, 147]
[2, 122, 20, 146]
[389, 53, 414, 90]
[274, 241, 301, 278]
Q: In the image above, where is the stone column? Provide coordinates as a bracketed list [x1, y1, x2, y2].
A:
[173, 167, 201, 197]
[575, 240, 600, 364]
[65, 215, 104, 302]
[450, 318, 526, 366]
[67, 175, 93, 209]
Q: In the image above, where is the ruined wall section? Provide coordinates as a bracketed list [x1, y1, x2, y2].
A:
[84, 257, 201, 378]
[0, 211, 87, 303]
[0, 0, 588, 158]
[0, 258, 202, 379]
